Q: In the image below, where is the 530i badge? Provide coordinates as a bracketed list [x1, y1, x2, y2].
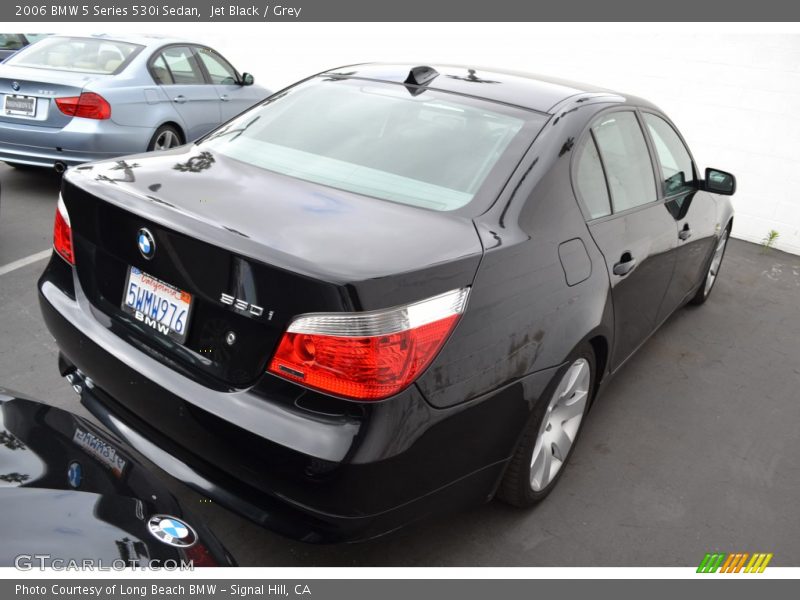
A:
[38, 63, 735, 542]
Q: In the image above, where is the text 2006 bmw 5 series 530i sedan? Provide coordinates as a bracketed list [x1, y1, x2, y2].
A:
[38, 64, 735, 542]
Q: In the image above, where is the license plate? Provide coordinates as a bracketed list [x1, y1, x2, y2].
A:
[3, 94, 36, 117]
[72, 426, 127, 477]
[121, 266, 193, 343]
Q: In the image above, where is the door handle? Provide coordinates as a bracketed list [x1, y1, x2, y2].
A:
[613, 253, 637, 276]
[220, 94, 230, 102]
[679, 225, 692, 241]
[173, 95, 187, 104]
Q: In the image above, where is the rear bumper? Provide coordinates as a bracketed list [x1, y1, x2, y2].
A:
[37, 256, 543, 542]
[0, 118, 152, 167]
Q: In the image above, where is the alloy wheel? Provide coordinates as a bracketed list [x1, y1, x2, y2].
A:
[704, 230, 729, 297]
[529, 358, 591, 491]
[154, 130, 180, 150]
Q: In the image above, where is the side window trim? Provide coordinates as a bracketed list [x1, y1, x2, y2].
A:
[571, 111, 618, 223]
[588, 127, 615, 214]
[148, 45, 175, 86]
[570, 126, 611, 222]
[189, 45, 214, 85]
[151, 53, 175, 86]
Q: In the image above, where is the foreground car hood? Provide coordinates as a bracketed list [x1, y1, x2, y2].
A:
[0, 388, 235, 566]
[64, 146, 484, 283]
[0, 489, 178, 565]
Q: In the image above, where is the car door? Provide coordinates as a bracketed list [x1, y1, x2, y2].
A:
[574, 109, 679, 370]
[641, 111, 720, 317]
[152, 45, 221, 141]
[194, 46, 252, 121]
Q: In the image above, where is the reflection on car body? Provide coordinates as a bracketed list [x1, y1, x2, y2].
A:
[0, 387, 236, 566]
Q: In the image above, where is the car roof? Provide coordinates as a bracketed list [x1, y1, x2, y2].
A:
[320, 63, 651, 114]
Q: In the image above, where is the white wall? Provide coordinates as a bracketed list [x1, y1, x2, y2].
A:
[30, 23, 800, 254]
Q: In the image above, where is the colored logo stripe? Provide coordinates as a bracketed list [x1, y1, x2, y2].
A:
[697, 552, 773, 573]
[697, 553, 726, 573]
[745, 553, 773, 573]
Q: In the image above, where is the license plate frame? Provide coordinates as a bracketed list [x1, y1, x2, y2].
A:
[3, 94, 37, 117]
[121, 266, 193, 344]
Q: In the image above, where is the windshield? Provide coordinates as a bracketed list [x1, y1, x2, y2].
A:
[7, 36, 142, 74]
[201, 77, 544, 212]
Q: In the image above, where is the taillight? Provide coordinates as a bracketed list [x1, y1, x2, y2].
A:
[53, 195, 75, 265]
[55, 92, 111, 120]
[268, 288, 470, 401]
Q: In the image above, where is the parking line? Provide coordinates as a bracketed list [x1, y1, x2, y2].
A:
[0, 249, 52, 277]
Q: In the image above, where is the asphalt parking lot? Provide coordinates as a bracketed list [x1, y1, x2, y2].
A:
[1, 161, 798, 566]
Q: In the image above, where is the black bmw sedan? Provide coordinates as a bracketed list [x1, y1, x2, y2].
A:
[38, 64, 735, 542]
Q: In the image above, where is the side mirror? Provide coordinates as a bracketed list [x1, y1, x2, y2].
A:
[705, 168, 736, 195]
[240, 72, 254, 86]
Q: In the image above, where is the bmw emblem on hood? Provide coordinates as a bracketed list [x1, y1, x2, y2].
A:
[67, 461, 82, 489]
[11, 81, 20, 91]
[137, 228, 156, 259]
[147, 515, 197, 547]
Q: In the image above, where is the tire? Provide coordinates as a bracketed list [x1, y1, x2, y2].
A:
[689, 226, 730, 306]
[497, 344, 596, 507]
[147, 125, 184, 152]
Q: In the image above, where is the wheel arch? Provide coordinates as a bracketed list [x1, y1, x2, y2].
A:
[156, 121, 186, 144]
[588, 334, 609, 402]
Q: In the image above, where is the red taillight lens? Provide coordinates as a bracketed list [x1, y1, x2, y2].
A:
[55, 92, 111, 120]
[268, 288, 469, 401]
[53, 195, 75, 265]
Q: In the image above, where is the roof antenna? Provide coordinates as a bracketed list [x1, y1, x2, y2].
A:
[404, 66, 439, 95]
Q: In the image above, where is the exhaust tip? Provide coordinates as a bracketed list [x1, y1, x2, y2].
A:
[54, 161, 67, 174]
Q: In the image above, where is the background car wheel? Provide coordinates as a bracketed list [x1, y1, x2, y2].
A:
[497, 344, 595, 507]
[689, 226, 730, 305]
[147, 125, 184, 152]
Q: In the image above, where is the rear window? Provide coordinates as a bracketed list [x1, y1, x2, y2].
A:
[7, 36, 142, 74]
[200, 77, 544, 212]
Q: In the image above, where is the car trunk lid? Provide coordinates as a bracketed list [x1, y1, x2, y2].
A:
[60, 147, 483, 388]
[0, 65, 103, 128]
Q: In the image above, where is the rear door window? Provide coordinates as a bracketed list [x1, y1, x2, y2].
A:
[591, 111, 657, 213]
[157, 46, 205, 85]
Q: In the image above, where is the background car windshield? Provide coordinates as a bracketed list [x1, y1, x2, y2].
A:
[202, 78, 530, 211]
[7, 37, 141, 74]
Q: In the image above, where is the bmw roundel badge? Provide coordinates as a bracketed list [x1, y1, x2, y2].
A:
[147, 515, 197, 547]
[11, 81, 20, 91]
[67, 461, 82, 489]
[137, 228, 156, 260]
